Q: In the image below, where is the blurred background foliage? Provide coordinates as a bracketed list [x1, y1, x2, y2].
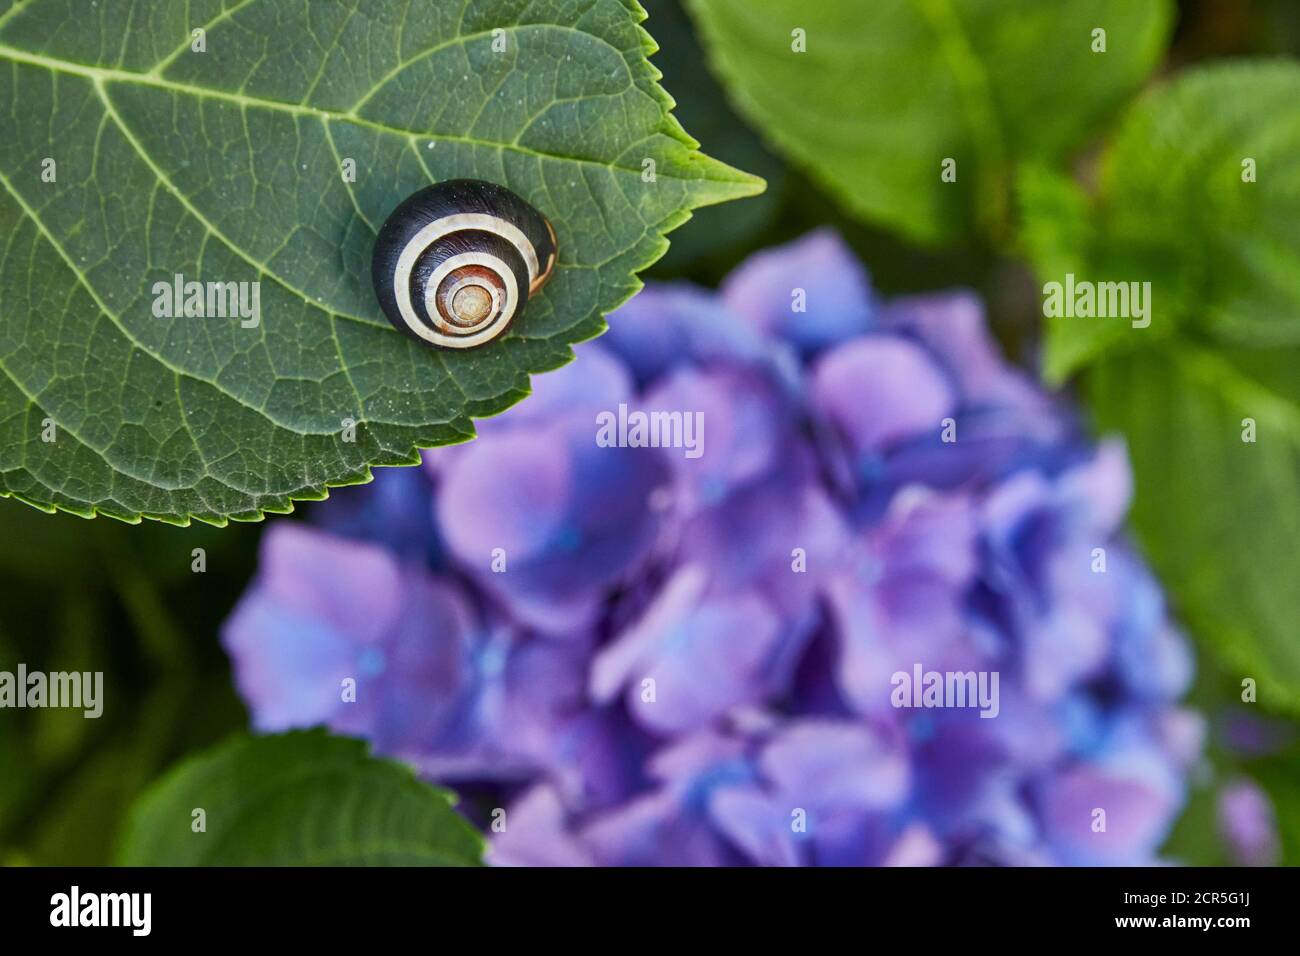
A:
[1, 0, 1297, 865]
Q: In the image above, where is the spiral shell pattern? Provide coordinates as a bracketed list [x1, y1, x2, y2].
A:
[372, 180, 557, 350]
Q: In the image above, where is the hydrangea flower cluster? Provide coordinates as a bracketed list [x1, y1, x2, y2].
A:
[223, 230, 1201, 866]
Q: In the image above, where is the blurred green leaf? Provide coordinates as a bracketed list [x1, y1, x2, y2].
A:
[30, 589, 103, 763]
[0, 631, 31, 829]
[0, 496, 253, 587]
[1016, 164, 1176, 383]
[1024, 62, 1300, 381]
[1087, 344, 1300, 713]
[1161, 777, 1230, 866]
[27, 729, 164, 865]
[686, 0, 1172, 245]
[117, 730, 484, 866]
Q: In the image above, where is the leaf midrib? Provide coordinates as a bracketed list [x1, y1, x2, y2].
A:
[909, 0, 1007, 231]
[0, 41, 716, 180]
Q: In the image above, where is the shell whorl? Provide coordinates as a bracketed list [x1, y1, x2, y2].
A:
[372, 180, 557, 349]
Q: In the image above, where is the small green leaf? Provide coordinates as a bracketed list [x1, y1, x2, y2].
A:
[116, 730, 484, 866]
[0, 0, 762, 524]
[686, 0, 1171, 245]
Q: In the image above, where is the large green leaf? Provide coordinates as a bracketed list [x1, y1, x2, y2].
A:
[0, 0, 761, 524]
[1019, 64, 1300, 712]
[117, 730, 484, 865]
[685, 0, 1171, 245]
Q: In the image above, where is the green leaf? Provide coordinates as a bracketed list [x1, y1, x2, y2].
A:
[1025, 61, 1300, 380]
[685, 0, 1171, 245]
[0, 0, 762, 525]
[116, 730, 484, 865]
[1016, 165, 1129, 384]
[1087, 345, 1300, 713]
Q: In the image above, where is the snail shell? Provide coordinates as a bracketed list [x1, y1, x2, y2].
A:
[372, 180, 557, 349]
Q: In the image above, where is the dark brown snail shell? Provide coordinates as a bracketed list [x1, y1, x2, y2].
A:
[372, 180, 557, 349]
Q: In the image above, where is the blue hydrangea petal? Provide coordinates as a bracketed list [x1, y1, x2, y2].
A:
[720, 229, 876, 354]
[603, 284, 770, 384]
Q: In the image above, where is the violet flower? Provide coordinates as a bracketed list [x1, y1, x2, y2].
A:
[224, 229, 1199, 866]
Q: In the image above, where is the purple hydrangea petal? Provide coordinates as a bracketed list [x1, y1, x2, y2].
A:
[758, 719, 910, 810]
[827, 492, 981, 715]
[720, 229, 876, 353]
[603, 284, 771, 383]
[1155, 709, 1206, 769]
[223, 596, 359, 732]
[437, 417, 671, 633]
[811, 337, 957, 468]
[437, 427, 572, 563]
[1217, 778, 1280, 866]
[1057, 438, 1134, 539]
[706, 788, 804, 866]
[1036, 744, 1183, 865]
[251, 522, 402, 642]
[423, 342, 633, 481]
[576, 732, 758, 866]
[707, 720, 909, 866]
[222, 524, 475, 753]
[311, 463, 441, 561]
[860, 292, 1070, 499]
[676, 479, 850, 621]
[580, 786, 745, 866]
[883, 291, 1053, 420]
[482, 342, 634, 434]
[222, 524, 400, 731]
[880, 824, 945, 866]
[592, 566, 788, 735]
[640, 363, 796, 510]
[487, 785, 597, 867]
[410, 629, 595, 782]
